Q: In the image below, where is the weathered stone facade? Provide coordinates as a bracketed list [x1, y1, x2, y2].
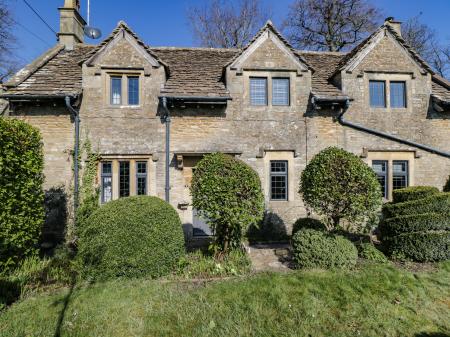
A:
[2, 2, 450, 241]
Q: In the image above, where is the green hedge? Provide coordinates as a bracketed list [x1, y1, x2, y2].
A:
[77, 196, 185, 280]
[292, 229, 358, 269]
[379, 212, 450, 237]
[383, 193, 450, 219]
[0, 118, 44, 272]
[291, 218, 326, 236]
[385, 231, 450, 262]
[392, 186, 440, 204]
[357, 243, 388, 263]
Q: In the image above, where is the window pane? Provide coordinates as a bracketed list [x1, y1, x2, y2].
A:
[101, 162, 112, 203]
[119, 161, 130, 197]
[136, 161, 147, 195]
[390, 81, 406, 108]
[111, 77, 122, 105]
[369, 80, 386, 107]
[270, 161, 288, 200]
[128, 77, 139, 105]
[272, 78, 289, 106]
[393, 160, 408, 190]
[250, 77, 267, 106]
[372, 160, 388, 198]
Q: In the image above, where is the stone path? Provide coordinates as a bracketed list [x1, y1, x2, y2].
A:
[246, 243, 293, 272]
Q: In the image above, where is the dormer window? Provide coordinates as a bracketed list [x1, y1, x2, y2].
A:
[369, 80, 386, 108]
[250, 77, 268, 106]
[390, 81, 406, 108]
[108, 73, 141, 107]
[111, 76, 122, 105]
[272, 78, 290, 106]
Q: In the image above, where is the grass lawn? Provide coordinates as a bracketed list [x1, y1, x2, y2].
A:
[1, 262, 449, 337]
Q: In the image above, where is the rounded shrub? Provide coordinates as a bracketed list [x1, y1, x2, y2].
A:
[77, 196, 185, 280]
[300, 147, 382, 232]
[379, 212, 450, 238]
[385, 231, 450, 262]
[382, 193, 450, 219]
[357, 243, 388, 263]
[191, 153, 264, 251]
[392, 186, 440, 204]
[292, 228, 358, 269]
[292, 218, 326, 236]
[0, 118, 44, 272]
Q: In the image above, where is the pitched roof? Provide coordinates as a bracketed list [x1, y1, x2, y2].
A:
[298, 51, 347, 98]
[332, 22, 435, 78]
[4, 44, 95, 97]
[432, 75, 450, 103]
[152, 47, 238, 98]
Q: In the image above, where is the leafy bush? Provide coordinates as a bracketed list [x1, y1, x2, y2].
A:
[444, 175, 450, 192]
[300, 147, 382, 232]
[382, 193, 450, 219]
[392, 186, 440, 204]
[191, 153, 264, 252]
[291, 217, 326, 236]
[385, 231, 450, 262]
[292, 228, 358, 269]
[0, 118, 44, 272]
[379, 212, 450, 238]
[357, 243, 388, 263]
[176, 250, 251, 278]
[77, 196, 185, 280]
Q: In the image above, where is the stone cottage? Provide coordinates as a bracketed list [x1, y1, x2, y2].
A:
[1, 0, 449, 242]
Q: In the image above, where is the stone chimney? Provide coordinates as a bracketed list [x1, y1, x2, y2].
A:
[385, 17, 402, 37]
[58, 0, 86, 50]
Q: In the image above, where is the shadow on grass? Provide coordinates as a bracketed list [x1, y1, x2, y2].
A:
[415, 333, 450, 337]
[53, 278, 76, 337]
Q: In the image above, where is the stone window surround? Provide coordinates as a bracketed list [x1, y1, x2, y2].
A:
[244, 71, 295, 109]
[263, 150, 296, 203]
[365, 150, 416, 200]
[365, 72, 412, 113]
[97, 155, 154, 201]
[104, 70, 143, 108]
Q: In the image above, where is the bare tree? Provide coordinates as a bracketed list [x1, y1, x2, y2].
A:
[402, 15, 450, 78]
[283, 0, 382, 52]
[0, 0, 17, 82]
[187, 0, 270, 49]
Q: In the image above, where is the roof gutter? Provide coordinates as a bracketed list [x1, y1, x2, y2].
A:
[64, 96, 81, 226]
[337, 100, 450, 159]
[159, 95, 230, 105]
[0, 94, 72, 101]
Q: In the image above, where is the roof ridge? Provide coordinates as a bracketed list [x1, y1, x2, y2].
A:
[151, 46, 240, 52]
[297, 50, 347, 56]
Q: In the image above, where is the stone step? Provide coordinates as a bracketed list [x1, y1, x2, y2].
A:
[246, 243, 293, 272]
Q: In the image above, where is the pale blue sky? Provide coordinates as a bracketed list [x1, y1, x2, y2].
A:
[9, 0, 450, 65]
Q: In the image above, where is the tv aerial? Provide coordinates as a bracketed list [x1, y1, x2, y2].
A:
[83, 0, 102, 39]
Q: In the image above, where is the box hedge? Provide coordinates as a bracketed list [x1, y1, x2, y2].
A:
[0, 118, 44, 273]
[392, 186, 440, 204]
[292, 228, 357, 269]
[77, 196, 185, 280]
[357, 243, 389, 263]
[379, 212, 450, 237]
[385, 231, 450, 262]
[291, 218, 326, 236]
[382, 193, 450, 219]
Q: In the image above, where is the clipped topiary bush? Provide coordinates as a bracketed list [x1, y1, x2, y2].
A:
[191, 153, 264, 252]
[392, 186, 440, 204]
[379, 212, 450, 238]
[0, 118, 44, 273]
[292, 228, 358, 269]
[300, 147, 382, 232]
[357, 243, 388, 263]
[291, 217, 326, 236]
[385, 231, 450, 262]
[77, 196, 185, 280]
[382, 193, 450, 219]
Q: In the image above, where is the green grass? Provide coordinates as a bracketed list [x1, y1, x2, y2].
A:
[1, 262, 450, 337]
